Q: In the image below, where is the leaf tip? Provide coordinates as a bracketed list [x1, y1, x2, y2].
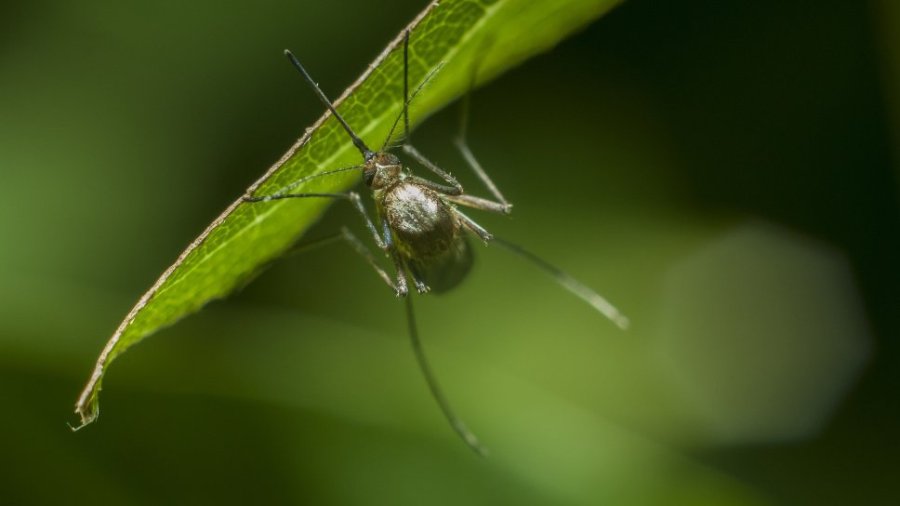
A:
[71, 380, 102, 432]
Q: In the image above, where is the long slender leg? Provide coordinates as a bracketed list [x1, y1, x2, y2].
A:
[492, 236, 629, 330]
[451, 208, 493, 244]
[338, 227, 407, 294]
[381, 64, 445, 150]
[282, 228, 406, 295]
[243, 191, 408, 295]
[245, 191, 386, 250]
[247, 165, 362, 201]
[405, 174, 461, 197]
[402, 29, 411, 146]
[395, 30, 507, 212]
[454, 61, 512, 213]
[386, 29, 431, 160]
[405, 295, 487, 456]
[381, 28, 444, 150]
[401, 144, 463, 195]
[376, 218, 413, 297]
[281, 231, 344, 257]
[405, 262, 431, 294]
[402, 117, 512, 212]
[454, 137, 512, 213]
[444, 194, 510, 215]
[404, 139, 511, 215]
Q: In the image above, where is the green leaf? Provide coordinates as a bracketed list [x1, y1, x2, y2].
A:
[73, 0, 624, 428]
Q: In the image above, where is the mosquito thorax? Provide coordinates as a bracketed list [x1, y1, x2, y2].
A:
[363, 152, 403, 189]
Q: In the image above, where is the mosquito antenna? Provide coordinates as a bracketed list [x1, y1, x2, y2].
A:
[492, 237, 630, 330]
[405, 296, 488, 456]
[284, 50, 374, 161]
[381, 62, 445, 151]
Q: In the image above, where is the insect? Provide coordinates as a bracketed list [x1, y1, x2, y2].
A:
[244, 30, 628, 455]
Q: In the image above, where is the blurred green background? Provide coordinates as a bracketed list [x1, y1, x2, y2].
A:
[2, 0, 897, 504]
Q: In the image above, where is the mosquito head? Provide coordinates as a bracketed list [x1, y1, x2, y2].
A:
[364, 152, 402, 189]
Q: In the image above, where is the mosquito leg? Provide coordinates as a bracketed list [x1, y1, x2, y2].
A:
[453, 138, 512, 214]
[243, 191, 408, 296]
[403, 143, 510, 214]
[451, 208, 493, 244]
[492, 236, 629, 330]
[454, 65, 512, 214]
[246, 165, 362, 201]
[378, 222, 409, 297]
[282, 232, 344, 256]
[244, 191, 387, 251]
[338, 227, 408, 296]
[405, 295, 487, 456]
[444, 194, 510, 215]
[405, 174, 461, 197]
[401, 144, 463, 195]
[281, 228, 405, 295]
[402, 148, 508, 215]
[402, 29, 411, 145]
[395, 31, 461, 191]
[405, 263, 431, 294]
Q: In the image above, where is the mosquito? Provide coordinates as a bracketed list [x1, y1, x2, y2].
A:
[243, 30, 628, 455]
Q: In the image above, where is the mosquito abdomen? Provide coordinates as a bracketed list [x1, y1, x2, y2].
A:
[407, 236, 473, 293]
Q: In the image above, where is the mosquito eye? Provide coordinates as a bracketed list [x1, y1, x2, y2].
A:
[364, 169, 375, 186]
